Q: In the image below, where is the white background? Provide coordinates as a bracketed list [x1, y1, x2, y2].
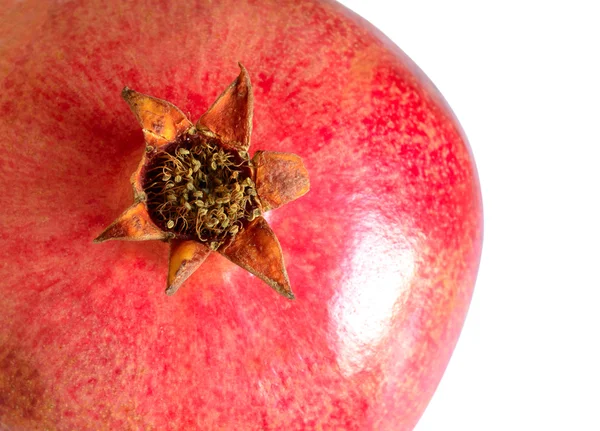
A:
[337, 1, 600, 430]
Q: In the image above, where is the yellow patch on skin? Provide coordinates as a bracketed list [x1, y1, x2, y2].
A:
[341, 48, 380, 117]
[0, 339, 58, 431]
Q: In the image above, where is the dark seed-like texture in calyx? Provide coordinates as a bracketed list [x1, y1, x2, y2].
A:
[143, 132, 261, 250]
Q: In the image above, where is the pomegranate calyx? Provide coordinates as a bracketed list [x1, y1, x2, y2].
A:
[95, 65, 310, 299]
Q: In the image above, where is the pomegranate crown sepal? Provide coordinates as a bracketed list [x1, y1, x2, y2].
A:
[94, 64, 310, 299]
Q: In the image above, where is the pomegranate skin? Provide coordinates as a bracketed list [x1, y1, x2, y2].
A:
[0, 1, 482, 430]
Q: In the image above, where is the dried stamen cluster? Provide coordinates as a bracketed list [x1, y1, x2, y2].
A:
[143, 130, 261, 250]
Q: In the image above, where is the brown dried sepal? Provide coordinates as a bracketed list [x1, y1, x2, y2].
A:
[167, 240, 212, 296]
[219, 216, 294, 299]
[253, 151, 310, 212]
[94, 201, 170, 243]
[197, 63, 253, 152]
[122, 88, 193, 148]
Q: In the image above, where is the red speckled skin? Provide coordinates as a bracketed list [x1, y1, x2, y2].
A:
[0, 1, 482, 430]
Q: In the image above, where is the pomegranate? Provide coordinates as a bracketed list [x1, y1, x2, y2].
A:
[0, 0, 482, 430]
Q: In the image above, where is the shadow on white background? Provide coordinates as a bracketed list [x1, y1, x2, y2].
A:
[338, 1, 600, 430]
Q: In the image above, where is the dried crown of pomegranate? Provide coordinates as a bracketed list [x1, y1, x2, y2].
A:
[94, 64, 310, 299]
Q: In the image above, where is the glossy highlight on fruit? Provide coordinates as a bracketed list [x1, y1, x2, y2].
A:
[0, 0, 483, 430]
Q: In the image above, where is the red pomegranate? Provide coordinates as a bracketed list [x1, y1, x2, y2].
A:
[0, 0, 482, 430]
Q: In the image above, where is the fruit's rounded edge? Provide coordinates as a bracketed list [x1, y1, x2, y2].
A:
[330, 2, 484, 427]
[336, 1, 484, 287]
[334, 1, 484, 228]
